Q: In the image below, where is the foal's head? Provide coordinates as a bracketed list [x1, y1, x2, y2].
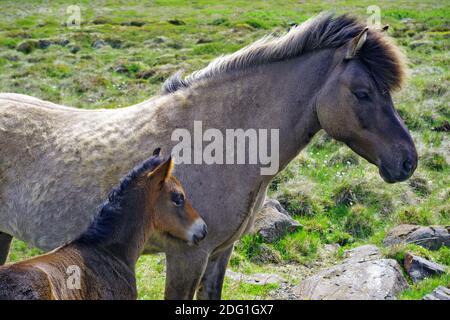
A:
[316, 25, 417, 183]
[79, 148, 208, 248]
[143, 152, 207, 245]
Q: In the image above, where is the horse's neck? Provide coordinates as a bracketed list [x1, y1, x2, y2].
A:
[138, 51, 332, 177]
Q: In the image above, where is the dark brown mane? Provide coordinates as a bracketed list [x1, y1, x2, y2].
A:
[163, 12, 406, 94]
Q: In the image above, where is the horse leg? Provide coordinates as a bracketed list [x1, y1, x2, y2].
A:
[196, 245, 233, 300]
[0, 232, 13, 265]
[164, 248, 209, 300]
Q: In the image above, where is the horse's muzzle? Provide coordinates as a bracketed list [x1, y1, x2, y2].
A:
[379, 153, 417, 183]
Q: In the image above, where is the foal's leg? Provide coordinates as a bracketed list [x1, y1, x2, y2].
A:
[0, 232, 13, 265]
[196, 245, 234, 300]
[164, 247, 209, 300]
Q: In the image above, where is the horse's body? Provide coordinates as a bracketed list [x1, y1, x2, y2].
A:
[0, 152, 206, 299]
[0, 14, 417, 299]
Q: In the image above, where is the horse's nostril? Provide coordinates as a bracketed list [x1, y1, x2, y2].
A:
[402, 158, 413, 173]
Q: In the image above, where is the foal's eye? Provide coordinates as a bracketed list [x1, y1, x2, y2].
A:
[171, 193, 185, 207]
[353, 91, 370, 101]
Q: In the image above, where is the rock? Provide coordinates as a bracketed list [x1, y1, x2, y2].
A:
[318, 244, 341, 261]
[294, 258, 408, 300]
[16, 40, 37, 54]
[226, 270, 286, 285]
[5, 55, 19, 62]
[404, 253, 446, 282]
[106, 39, 123, 49]
[92, 16, 111, 25]
[411, 66, 444, 76]
[252, 199, 302, 242]
[168, 19, 185, 26]
[136, 69, 156, 79]
[92, 39, 107, 49]
[423, 286, 450, 300]
[152, 36, 169, 44]
[323, 243, 340, 254]
[250, 243, 282, 264]
[113, 64, 129, 74]
[343, 245, 382, 263]
[37, 39, 52, 49]
[69, 45, 81, 54]
[54, 39, 70, 47]
[121, 20, 146, 27]
[264, 198, 290, 216]
[383, 224, 450, 250]
[130, 21, 146, 27]
[197, 38, 213, 44]
[400, 18, 414, 24]
[409, 40, 433, 49]
[269, 283, 299, 300]
[432, 121, 450, 132]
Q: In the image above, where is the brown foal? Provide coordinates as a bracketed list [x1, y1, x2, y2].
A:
[0, 148, 207, 299]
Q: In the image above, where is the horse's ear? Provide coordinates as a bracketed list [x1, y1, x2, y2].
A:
[345, 27, 369, 59]
[147, 157, 174, 187]
[381, 25, 389, 32]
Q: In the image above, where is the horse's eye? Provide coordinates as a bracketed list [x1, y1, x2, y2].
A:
[353, 91, 370, 101]
[171, 193, 185, 207]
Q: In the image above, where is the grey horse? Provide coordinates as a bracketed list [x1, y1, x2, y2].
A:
[0, 13, 417, 299]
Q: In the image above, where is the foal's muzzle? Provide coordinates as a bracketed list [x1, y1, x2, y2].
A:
[188, 219, 208, 246]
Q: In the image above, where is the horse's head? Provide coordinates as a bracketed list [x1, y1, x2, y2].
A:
[144, 151, 207, 246]
[316, 27, 417, 183]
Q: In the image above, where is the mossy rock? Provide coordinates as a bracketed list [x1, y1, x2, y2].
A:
[16, 40, 37, 54]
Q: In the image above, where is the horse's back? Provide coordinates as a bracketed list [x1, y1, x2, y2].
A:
[0, 264, 54, 300]
[0, 93, 78, 111]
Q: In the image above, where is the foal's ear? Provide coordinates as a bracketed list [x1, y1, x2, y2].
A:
[147, 157, 174, 187]
[381, 25, 389, 32]
[345, 27, 369, 59]
[152, 147, 162, 156]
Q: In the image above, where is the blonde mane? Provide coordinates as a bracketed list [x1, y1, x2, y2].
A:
[163, 12, 406, 94]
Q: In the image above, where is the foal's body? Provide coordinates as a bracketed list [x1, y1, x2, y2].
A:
[0, 14, 417, 299]
[0, 154, 206, 299]
[0, 244, 136, 299]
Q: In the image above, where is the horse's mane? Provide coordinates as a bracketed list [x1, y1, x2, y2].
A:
[162, 12, 406, 94]
[76, 153, 164, 245]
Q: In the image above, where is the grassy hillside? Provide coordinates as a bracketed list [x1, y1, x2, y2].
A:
[1, 0, 448, 299]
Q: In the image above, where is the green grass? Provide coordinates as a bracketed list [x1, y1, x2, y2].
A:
[2, 0, 449, 299]
[399, 274, 450, 300]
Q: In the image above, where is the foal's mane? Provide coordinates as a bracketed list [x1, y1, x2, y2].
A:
[77, 155, 164, 245]
[163, 12, 406, 94]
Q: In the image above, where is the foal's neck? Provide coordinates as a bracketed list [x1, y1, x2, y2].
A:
[77, 199, 154, 271]
[106, 205, 153, 269]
